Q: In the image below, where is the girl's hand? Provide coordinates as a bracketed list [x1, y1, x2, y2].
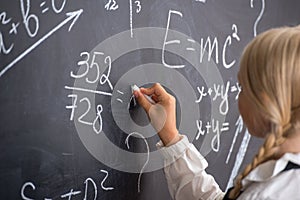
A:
[133, 83, 180, 146]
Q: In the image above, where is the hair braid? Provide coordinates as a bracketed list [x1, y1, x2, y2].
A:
[229, 126, 287, 199]
[229, 25, 300, 199]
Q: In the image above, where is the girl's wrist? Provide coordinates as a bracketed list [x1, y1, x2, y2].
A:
[165, 134, 182, 147]
[159, 129, 181, 146]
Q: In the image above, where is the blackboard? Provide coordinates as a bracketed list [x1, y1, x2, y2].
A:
[1, 0, 300, 199]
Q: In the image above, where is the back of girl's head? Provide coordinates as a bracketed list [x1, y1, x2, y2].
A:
[230, 25, 300, 199]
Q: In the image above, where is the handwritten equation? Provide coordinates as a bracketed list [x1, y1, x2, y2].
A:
[162, 10, 241, 69]
[21, 169, 114, 200]
[0, 0, 82, 77]
[63, 3, 265, 162]
[65, 51, 114, 135]
[0, 0, 273, 198]
[195, 81, 241, 115]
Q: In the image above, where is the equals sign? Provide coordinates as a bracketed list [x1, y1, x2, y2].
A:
[40, 1, 49, 14]
[231, 83, 241, 93]
[116, 90, 124, 103]
[186, 38, 196, 51]
[231, 85, 238, 92]
[221, 122, 230, 132]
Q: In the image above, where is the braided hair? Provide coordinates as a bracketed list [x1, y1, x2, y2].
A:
[229, 26, 300, 199]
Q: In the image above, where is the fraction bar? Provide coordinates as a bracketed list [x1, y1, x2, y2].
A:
[64, 86, 112, 96]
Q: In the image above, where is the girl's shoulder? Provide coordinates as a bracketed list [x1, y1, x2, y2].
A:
[238, 166, 300, 200]
[237, 153, 300, 200]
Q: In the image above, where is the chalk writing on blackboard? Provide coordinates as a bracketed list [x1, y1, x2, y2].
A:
[250, 0, 266, 36]
[0, 0, 299, 199]
[226, 130, 251, 190]
[20, 170, 115, 200]
[65, 51, 114, 135]
[116, 90, 125, 103]
[69, 51, 113, 90]
[134, 1, 142, 13]
[195, 0, 206, 3]
[67, 25, 228, 174]
[195, 81, 242, 116]
[226, 116, 244, 164]
[129, 0, 142, 38]
[105, 0, 119, 11]
[162, 10, 241, 70]
[93, 104, 104, 134]
[0, 0, 82, 77]
[65, 94, 106, 135]
[125, 132, 150, 193]
[196, 119, 230, 152]
[162, 10, 184, 68]
[100, 170, 115, 191]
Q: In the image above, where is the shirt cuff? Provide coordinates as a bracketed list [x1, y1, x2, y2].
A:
[156, 135, 191, 162]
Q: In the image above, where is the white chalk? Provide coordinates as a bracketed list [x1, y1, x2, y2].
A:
[131, 84, 155, 104]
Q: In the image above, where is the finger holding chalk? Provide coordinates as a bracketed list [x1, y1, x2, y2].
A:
[132, 83, 179, 146]
[131, 84, 156, 104]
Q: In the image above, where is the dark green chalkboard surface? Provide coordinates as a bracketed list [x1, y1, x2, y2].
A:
[1, 0, 300, 199]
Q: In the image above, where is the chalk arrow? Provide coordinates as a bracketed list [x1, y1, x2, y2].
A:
[0, 9, 83, 78]
[225, 115, 244, 164]
[66, 9, 83, 31]
[235, 115, 244, 133]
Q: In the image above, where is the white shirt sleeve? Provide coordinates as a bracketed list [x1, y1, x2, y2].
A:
[157, 135, 225, 200]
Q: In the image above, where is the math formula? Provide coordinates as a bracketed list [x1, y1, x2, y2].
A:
[1, 0, 288, 198]
[0, 0, 82, 77]
[21, 170, 114, 200]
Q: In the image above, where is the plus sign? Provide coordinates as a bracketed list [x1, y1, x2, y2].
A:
[207, 88, 213, 96]
[205, 121, 212, 134]
[9, 22, 19, 35]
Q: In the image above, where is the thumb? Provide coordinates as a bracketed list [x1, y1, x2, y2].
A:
[134, 90, 152, 113]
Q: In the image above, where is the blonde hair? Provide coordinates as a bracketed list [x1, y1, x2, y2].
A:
[229, 26, 300, 199]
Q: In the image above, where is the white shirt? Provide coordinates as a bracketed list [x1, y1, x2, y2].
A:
[157, 135, 300, 200]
